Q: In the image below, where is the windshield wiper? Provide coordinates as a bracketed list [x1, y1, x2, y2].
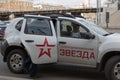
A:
[103, 33, 113, 36]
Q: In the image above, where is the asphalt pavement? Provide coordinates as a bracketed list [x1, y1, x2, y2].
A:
[0, 53, 106, 80]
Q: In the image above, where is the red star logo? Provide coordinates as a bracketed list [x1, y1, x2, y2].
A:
[36, 38, 55, 58]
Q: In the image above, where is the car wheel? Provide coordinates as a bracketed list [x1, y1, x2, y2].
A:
[7, 49, 27, 74]
[105, 55, 120, 80]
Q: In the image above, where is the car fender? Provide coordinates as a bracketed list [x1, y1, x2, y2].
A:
[97, 42, 120, 63]
[6, 35, 22, 46]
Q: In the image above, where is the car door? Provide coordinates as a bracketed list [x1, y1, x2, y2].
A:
[21, 16, 57, 64]
[57, 18, 99, 67]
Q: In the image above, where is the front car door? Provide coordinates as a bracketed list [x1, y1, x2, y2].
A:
[21, 16, 57, 64]
[57, 18, 98, 67]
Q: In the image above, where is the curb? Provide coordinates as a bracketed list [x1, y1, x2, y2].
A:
[0, 75, 33, 80]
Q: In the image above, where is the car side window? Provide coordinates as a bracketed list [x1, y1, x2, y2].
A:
[25, 18, 52, 36]
[60, 20, 88, 39]
[15, 20, 23, 31]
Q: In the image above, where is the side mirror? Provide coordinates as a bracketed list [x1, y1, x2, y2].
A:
[86, 33, 95, 39]
[81, 32, 95, 39]
[90, 33, 95, 39]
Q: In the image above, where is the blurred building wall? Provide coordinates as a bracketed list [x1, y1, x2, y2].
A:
[0, 0, 33, 12]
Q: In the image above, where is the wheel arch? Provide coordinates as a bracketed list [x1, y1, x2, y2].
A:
[4, 44, 28, 62]
[98, 51, 120, 71]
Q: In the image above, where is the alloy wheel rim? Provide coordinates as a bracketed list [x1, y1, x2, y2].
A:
[114, 62, 120, 80]
[10, 53, 23, 71]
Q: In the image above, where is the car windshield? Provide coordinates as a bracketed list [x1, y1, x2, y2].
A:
[78, 18, 110, 36]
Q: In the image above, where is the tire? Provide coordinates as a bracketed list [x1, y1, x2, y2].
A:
[7, 49, 27, 74]
[105, 55, 120, 80]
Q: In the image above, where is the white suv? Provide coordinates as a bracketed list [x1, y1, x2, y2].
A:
[1, 14, 120, 80]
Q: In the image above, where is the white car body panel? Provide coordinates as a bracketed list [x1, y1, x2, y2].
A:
[98, 33, 120, 62]
[4, 18, 23, 46]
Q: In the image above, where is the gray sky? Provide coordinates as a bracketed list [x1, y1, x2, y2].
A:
[33, 0, 107, 7]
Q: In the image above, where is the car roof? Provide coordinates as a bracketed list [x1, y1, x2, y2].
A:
[24, 14, 85, 19]
[24, 14, 51, 19]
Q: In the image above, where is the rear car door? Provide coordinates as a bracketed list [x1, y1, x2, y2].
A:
[21, 16, 57, 64]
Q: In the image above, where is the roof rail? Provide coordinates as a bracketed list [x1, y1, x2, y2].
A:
[75, 15, 86, 19]
[45, 13, 75, 18]
[24, 13, 85, 19]
[61, 13, 75, 18]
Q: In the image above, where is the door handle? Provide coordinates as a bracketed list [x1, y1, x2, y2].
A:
[59, 41, 66, 44]
[25, 40, 34, 43]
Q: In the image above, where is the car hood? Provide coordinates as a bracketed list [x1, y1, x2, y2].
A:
[106, 33, 120, 42]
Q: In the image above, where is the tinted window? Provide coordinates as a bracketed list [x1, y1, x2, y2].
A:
[25, 18, 52, 36]
[15, 20, 23, 31]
